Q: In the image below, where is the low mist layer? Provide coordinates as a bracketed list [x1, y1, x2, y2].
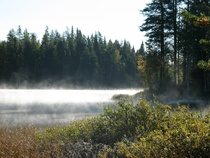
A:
[0, 89, 141, 126]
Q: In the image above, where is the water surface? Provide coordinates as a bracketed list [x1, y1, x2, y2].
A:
[0, 89, 141, 126]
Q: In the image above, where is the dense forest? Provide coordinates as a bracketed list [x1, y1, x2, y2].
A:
[138, 0, 210, 97]
[1, 0, 210, 96]
[0, 27, 140, 88]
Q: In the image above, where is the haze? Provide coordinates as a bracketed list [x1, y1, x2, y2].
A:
[0, 89, 141, 105]
[0, 89, 142, 126]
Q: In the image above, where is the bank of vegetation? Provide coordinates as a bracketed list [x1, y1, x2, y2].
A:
[0, 98, 210, 157]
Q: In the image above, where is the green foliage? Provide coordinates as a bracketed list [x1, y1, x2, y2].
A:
[35, 119, 93, 145]
[102, 101, 210, 158]
[181, 10, 210, 28]
[137, 52, 162, 90]
[112, 106, 210, 158]
[182, 10, 210, 73]
[197, 59, 210, 70]
[35, 99, 210, 157]
[0, 26, 138, 87]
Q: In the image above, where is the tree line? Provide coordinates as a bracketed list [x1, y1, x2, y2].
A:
[138, 0, 210, 96]
[0, 26, 140, 88]
[2, 0, 210, 93]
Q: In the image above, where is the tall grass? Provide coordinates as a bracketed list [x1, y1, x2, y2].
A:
[0, 125, 41, 157]
[0, 99, 210, 157]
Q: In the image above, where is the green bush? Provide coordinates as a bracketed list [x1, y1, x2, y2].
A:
[102, 104, 210, 158]
[35, 99, 210, 157]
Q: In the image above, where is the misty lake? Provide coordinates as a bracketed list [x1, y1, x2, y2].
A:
[0, 89, 141, 126]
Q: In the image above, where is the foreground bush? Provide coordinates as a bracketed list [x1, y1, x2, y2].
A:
[35, 99, 210, 157]
[0, 99, 210, 157]
[108, 106, 210, 157]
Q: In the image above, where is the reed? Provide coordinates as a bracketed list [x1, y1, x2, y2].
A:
[0, 125, 41, 157]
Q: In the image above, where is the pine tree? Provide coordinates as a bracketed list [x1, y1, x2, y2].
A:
[137, 42, 146, 56]
[140, 0, 170, 91]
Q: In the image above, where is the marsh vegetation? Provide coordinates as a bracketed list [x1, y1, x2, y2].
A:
[0, 98, 209, 157]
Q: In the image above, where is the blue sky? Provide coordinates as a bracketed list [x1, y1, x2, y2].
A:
[0, 0, 151, 49]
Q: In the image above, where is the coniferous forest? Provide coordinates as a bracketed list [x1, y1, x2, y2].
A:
[137, 0, 210, 97]
[0, 26, 138, 88]
[0, 0, 210, 96]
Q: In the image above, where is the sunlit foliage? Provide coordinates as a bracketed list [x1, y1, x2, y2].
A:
[1, 99, 208, 157]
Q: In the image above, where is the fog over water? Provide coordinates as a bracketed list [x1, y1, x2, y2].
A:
[0, 89, 141, 126]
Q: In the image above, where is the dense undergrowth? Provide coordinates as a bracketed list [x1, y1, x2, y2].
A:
[0, 99, 210, 157]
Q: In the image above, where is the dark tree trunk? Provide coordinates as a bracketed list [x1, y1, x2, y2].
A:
[160, 0, 165, 91]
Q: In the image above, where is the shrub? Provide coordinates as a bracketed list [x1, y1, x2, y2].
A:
[103, 104, 210, 158]
[1, 98, 209, 157]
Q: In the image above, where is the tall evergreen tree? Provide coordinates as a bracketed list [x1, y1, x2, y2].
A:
[6, 29, 19, 78]
[137, 42, 146, 56]
[74, 29, 86, 81]
[0, 41, 7, 81]
[30, 33, 40, 80]
[180, 0, 210, 92]
[140, 0, 171, 91]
